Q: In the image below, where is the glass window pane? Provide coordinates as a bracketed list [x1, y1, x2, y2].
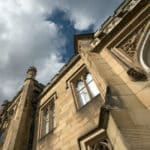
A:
[88, 81, 99, 97]
[43, 108, 49, 134]
[49, 103, 54, 131]
[76, 80, 85, 91]
[41, 101, 55, 137]
[78, 87, 90, 106]
[85, 73, 100, 97]
[45, 120, 49, 134]
[85, 73, 92, 83]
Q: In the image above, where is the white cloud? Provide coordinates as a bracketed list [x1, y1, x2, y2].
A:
[0, 0, 123, 103]
[32, 0, 123, 31]
[2, 80, 20, 98]
[37, 53, 64, 83]
[0, 0, 66, 103]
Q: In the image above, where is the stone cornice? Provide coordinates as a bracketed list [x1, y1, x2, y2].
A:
[91, 0, 149, 51]
[94, 0, 143, 38]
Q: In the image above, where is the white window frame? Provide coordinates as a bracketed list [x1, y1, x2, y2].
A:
[70, 67, 100, 109]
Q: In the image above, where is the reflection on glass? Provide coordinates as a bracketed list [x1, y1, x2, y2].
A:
[78, 88, 90, 106]
[86, 73, 99, 97]
[75, 73, 100, 107]
[76, 80, 90, 106]
[44, 108, 49, 134]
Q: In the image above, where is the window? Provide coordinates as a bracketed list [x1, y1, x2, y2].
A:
[79, 129, 112, 150]
[40, 100, 55, 138]
[85, 73, 100, 97]
[72, 71, 100, 108]
[76, 79, 90, 106]
[139, 28, 150, 73]
[90, 140, 111, 150]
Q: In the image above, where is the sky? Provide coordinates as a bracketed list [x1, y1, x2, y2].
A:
[0, 0, 123, 104]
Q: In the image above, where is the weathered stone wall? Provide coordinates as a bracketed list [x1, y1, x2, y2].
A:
[35, 59, 103, 150]
[2, 1, 149, 150]
[1, 67, 43, 150]
[100, 49, 150, 123]
[35, 46, 150, 150]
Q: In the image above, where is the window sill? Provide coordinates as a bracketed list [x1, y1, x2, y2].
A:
[77, 94, 101, 111]
[38, 128, 54, 142]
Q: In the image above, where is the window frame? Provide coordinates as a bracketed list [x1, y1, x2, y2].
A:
[41, 101, 54, 137]
[70, 66, 100, 109]
[138, 23, 150, 73]
[39, 93, 56, 139]
[79, 129, 112, 150]
[76, 79, 91, 106]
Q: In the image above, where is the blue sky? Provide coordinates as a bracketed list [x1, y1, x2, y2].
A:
[47, 8, 94, 62]
[0, 0, 123, 103]
[47, 9, 75, 62]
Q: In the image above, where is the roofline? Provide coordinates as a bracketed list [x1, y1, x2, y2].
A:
[38, 54, 81, 99]
[92, 0, 149, 52]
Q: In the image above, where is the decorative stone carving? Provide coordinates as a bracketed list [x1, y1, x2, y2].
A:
[115, 0, 141, 17]
[124, 0, 141, 12]
[94, 0, 141, 38]
[118, 25, 145, 59]
[90, 38, 101, 48]
[78, 39, 93, 52]
[94, 29, 102, 38]
[127, 68, 147, 81]
[103, 17, 122, 34]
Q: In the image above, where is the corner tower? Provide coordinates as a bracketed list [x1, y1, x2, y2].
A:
[2, 66, 44, 150]
[26, 66, 37, 79]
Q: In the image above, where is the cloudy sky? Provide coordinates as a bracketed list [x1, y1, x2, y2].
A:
[0, 0, 123, 103]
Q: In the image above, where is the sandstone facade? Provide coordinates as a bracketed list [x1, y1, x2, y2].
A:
[0, 0, 150, 150]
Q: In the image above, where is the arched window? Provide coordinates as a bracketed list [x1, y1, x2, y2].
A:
[139, 28, 150, 73]
[74, 72, 100, 108]
[93, 142, 110, 150]
[91, 140, 111, 150]
[78, 127, 112, 150]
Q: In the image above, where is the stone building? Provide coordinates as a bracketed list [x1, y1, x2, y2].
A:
[0, 0, 150, 149]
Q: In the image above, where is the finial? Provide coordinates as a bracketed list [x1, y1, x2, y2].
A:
[26, 66, 37, 79]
